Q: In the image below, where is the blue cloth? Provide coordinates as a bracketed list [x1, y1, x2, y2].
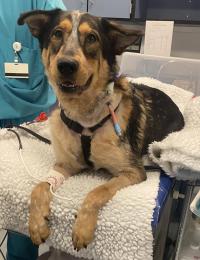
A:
[152, 172, 173, 228]
[7, 232, 38, 260]
[0, 0, 66, 127]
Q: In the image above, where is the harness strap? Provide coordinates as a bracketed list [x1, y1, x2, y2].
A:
[81, 135, 93, 167]
[60, 110, 83, 134]
[60, 104, 120, 167]
[60, 109, 113, 134]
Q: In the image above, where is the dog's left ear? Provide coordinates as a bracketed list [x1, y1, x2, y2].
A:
[102, 19, 143, 55]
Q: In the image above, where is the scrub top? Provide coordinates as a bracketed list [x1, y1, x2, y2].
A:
[0, 0, 66, 127]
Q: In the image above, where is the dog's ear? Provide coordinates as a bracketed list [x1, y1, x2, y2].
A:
[101, 19, 143, 55]
[18, 9, 62, 38]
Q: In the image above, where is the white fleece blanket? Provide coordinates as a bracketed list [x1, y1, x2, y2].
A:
[129, 77, 200, 180]
[149, 96, 200, 180]
[0, 122, 159, 260]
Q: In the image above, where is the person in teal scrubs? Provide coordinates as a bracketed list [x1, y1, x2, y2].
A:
[0, 0, 66, 259]
[0, 0, 66, 128]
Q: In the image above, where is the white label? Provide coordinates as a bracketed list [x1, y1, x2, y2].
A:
[144, 21, 174, 57]
[4, 62, 29, 78]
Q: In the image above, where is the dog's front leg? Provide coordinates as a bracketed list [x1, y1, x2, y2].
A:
[72, 167, 146, 250]
[29, 182, 52, 245]
[29, 164, 70, 245]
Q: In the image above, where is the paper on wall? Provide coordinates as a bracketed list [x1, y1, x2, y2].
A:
[144, 21, 174, 57]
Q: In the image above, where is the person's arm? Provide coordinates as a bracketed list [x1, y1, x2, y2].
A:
[44, 0, 66, 10]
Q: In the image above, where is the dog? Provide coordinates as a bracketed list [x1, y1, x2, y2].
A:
[18, 9, 184, 250]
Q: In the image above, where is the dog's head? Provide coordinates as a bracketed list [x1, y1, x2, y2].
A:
[18, 9, 142, 96]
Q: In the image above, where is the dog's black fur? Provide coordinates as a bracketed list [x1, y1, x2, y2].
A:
[128, 84, 184, 156]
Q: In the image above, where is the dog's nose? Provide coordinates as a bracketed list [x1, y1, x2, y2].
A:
[57, 59, 79, 75]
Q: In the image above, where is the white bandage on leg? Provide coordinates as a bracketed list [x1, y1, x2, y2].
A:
[46, 169, 65, 192]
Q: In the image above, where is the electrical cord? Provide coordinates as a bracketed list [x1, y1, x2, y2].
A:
[0, 231, 7, 260]
[7, 129, 22, 149]
[7, 125, 51, 145]
[7, 128, 68, 200]
[19, 149, 43, 183]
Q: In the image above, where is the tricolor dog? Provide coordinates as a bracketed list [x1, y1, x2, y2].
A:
[18, 9, 184, 250]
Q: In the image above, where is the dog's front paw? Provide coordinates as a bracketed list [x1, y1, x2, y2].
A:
[72, 209, 98, 251]
[29, 209, 50, 245]
[29, 182, 52, 245]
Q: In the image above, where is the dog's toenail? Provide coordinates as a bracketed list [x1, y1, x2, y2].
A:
[44, 216, 49, 222]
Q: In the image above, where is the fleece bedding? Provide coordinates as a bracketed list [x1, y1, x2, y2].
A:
[0, 122, 160, 260]
[1, 76, 197, 259]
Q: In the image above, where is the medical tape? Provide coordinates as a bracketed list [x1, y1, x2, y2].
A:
[46, 169, 65, 192]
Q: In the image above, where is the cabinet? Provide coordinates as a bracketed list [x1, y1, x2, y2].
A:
[88, 0, 131, 18]
[63, 0, 132, 18]
[62, 0, 87, 12]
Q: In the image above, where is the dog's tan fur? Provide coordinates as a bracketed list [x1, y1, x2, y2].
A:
[59, 19, 72, 33]
[18, 9, 184, 250]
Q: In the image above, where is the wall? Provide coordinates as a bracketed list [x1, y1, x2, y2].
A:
[135, 24, 200, 60]
[171, 25, 200, 59]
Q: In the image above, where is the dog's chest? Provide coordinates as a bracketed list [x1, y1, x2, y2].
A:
[51, 99, 134, 174]
[55, 120, 131, 175]
[82, 124, 132, 175]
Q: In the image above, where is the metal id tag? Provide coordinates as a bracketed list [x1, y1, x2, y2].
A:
[4, 62, 29, 78]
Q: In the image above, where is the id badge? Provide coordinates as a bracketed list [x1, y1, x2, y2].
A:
[4, 62, 29, 78]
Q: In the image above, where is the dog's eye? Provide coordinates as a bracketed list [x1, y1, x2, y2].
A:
[86, 33, 97, 44]
[52, 29, 63, 39]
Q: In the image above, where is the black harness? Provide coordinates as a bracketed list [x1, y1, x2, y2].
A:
[60, 107, 118, 167]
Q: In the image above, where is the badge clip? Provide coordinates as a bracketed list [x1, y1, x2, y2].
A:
[13, 42, 22, 63]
